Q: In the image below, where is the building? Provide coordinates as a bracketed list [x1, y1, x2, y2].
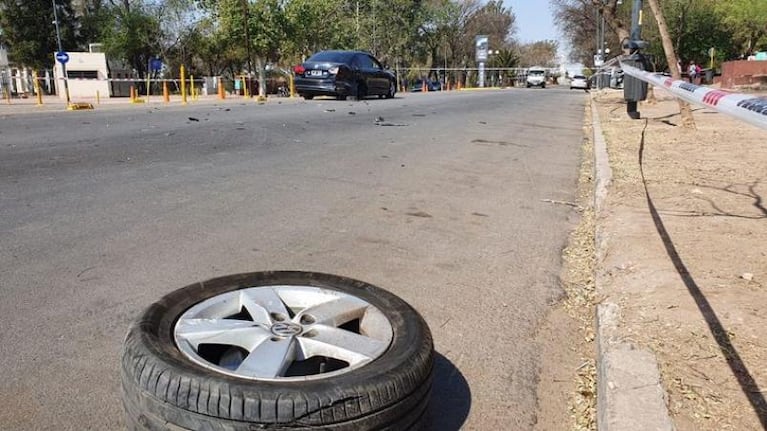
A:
[52, 51, 110, 99]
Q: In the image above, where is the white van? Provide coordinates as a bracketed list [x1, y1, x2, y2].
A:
[526, 67, 547, 88]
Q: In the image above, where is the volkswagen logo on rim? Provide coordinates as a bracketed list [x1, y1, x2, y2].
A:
[271, 322, 303, 337]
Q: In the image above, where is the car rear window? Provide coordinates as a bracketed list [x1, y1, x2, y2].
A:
[307, 51, 355, 63]
[574, 75, 586, 79]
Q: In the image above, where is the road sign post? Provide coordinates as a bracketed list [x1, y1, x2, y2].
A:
[52, 0, 71, 105]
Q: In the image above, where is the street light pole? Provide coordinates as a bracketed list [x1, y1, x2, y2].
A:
[52, 0, 70, 104]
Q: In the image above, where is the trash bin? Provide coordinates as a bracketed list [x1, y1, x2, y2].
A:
[703, 69, 714, 84]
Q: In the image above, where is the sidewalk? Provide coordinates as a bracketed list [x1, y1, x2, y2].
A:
[592, 90, 767, 430]
[0, 93, 301, 114]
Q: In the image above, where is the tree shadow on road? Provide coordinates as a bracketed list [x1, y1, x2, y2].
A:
[424, 352, 472, 430]
[638, 120, 767, 429]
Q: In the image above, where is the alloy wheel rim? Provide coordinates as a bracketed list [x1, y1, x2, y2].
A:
[174, 285, 393, 381]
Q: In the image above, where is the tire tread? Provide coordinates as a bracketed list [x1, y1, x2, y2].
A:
[120, 271, 433, 430]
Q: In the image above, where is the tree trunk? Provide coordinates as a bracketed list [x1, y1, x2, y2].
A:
[647, 0, 696, 129]
[256, 56, 266, 98]
[595, 0, 630, 51]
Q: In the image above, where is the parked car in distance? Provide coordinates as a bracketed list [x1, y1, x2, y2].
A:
[526, 67, 547, 88]
[293, 50, 396, 100]
[570, 75, 590, 90]
[410, 79, 442, 92]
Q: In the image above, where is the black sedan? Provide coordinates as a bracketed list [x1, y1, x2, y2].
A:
[293, 50, 396, 100]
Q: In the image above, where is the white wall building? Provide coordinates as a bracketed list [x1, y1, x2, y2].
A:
[53, 51, 110, 99]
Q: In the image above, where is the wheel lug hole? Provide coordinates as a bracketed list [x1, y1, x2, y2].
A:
[299, 314, 316, 325]
[270, 336, 282, 342]
[270, 312, 287, 322]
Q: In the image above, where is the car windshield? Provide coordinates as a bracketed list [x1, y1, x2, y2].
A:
[529, 70, 545, 76]
[574, 75, 586, 79]
[307, 51, 355, 63]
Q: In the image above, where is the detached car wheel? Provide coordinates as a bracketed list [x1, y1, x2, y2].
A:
[121, 271, 433, 431]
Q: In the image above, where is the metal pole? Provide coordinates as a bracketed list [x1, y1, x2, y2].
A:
[626, 0, 646, 119]
[630, 0, 644, 44]
[52, 0, 70, 104]
[242, 0, 253, 96]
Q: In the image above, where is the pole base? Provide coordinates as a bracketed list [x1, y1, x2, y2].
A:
[627, 101, 641, 119]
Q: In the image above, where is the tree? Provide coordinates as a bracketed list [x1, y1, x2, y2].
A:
[640, 0, 735, 72]
[550, 0, 627, 66]
[716, 0, 767, 56]
[463, 0, 516, 57]
[517, 40, 558, 67]
[283, 0, 356, 63]
[102, 1, 163, 79]
[77, 0, 112, 50]
[0, 0, 77, 69]
[646, 0, 695, 128]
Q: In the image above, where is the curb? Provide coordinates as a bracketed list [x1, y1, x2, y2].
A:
[591, 98, 675, 431]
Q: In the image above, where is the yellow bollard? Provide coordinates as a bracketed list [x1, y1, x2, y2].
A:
[130, 85, 135, 102]
[33, 71, 43, 105]
[180, 65, 187, 104]
[96, 90, 100, 105]
[190, 74, 195, 101]
[289, 74, 296, 98]
[163, 81, 169, 103]
[218, 78, 225, 100]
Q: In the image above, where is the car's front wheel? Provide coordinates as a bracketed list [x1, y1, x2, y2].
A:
[121, 271, 433, 431]
[385, 80, 396, 99]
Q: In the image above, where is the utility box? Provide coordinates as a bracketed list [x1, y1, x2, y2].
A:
[622, 57, 648, 102]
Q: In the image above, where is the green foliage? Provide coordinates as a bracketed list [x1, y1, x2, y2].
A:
[1, 0, 527, 81]
[639, 0, 735, 71]
[283, 0, 355, 62]
[716, 0, 767, 55]
[553, 0, 766, 71]
[489, 48, 519, 68]
[102, 2, 163, 78]
[0, 0, 77, 69]
[78, 0, 111, 49]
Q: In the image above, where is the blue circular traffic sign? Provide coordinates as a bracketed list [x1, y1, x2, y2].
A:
[56, 51, 69, 64]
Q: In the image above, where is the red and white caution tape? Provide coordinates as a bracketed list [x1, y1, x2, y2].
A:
[620, 62, 767, 130]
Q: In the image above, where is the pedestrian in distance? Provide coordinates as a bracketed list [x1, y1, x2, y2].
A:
[688, 61, 698, 84]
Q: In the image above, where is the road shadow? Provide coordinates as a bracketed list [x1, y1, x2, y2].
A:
[638, 120, 767, 429]
[424, 352, 472, 430]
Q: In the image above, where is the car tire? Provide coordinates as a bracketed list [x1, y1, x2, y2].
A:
[302, 94, 314, 100]
[120, 271, 434, 431]
[354, 82, 367, 101]
[385, 81, 396, 99]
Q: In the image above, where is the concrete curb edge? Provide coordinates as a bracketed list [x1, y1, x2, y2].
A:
[591, 97, 675, 431]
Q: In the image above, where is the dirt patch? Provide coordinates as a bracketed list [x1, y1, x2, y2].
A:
[535, 104, 597, 431]
[594, 90, 767, 430]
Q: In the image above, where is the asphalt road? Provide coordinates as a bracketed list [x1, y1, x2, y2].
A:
[0, 88, 586, 430]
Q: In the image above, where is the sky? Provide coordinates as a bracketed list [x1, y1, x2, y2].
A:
[504, 0, 560, 44]
[504, 0, 582, 72]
